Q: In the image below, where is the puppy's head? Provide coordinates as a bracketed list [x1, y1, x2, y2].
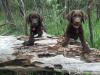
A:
[66, 10, 87, 28]
[26, 13, 43, 31]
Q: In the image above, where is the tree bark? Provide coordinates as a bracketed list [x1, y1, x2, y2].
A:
[17, 0, 26, 18]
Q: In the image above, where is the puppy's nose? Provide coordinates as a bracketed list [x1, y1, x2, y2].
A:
[75, 18, 80, 23]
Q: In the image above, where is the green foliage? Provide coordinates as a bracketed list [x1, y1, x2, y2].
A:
[44, 3, 66, 36]
[83, 11, 100, 49]
[83, 72, 92, 75]
[0, 0, 100, 49]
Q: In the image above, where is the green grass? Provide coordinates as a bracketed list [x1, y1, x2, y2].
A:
[0, 11, 100, 49]
[83, 11, 100, 49]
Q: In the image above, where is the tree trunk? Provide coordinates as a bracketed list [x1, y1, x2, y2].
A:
[17, 0, 26, 18]
[1, 0, 15, 30]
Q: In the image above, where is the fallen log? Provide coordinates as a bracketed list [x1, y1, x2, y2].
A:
[0, 35, 100, 75]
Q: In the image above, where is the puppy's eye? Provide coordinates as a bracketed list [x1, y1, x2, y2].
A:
[78, 14, 82, 17]
[73, 15, 77, 17]
[31, 16, 34, 19]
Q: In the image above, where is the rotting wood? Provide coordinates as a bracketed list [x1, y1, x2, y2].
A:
[0, 63, 100, 75]
[0, 35, 100, 75]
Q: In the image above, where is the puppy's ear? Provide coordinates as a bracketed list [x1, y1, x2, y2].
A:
[26, 14, 32, 24]
[40, 16, 43, 22]
[81, 11, 87, 23]
[66, 10, 75, 22]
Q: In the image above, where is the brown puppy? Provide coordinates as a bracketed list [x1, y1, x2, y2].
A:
[27, 13, 44, 38]
[23, 13, 44, 46]
[62, 10, 91, 53]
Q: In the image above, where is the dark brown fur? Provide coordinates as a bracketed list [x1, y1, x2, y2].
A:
[62, 10, 91, 53]
[27, 13, 44, 38]
[23, 13, 44, 46]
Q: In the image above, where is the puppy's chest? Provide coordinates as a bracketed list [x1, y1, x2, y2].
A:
[69, 29, 79, 40]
